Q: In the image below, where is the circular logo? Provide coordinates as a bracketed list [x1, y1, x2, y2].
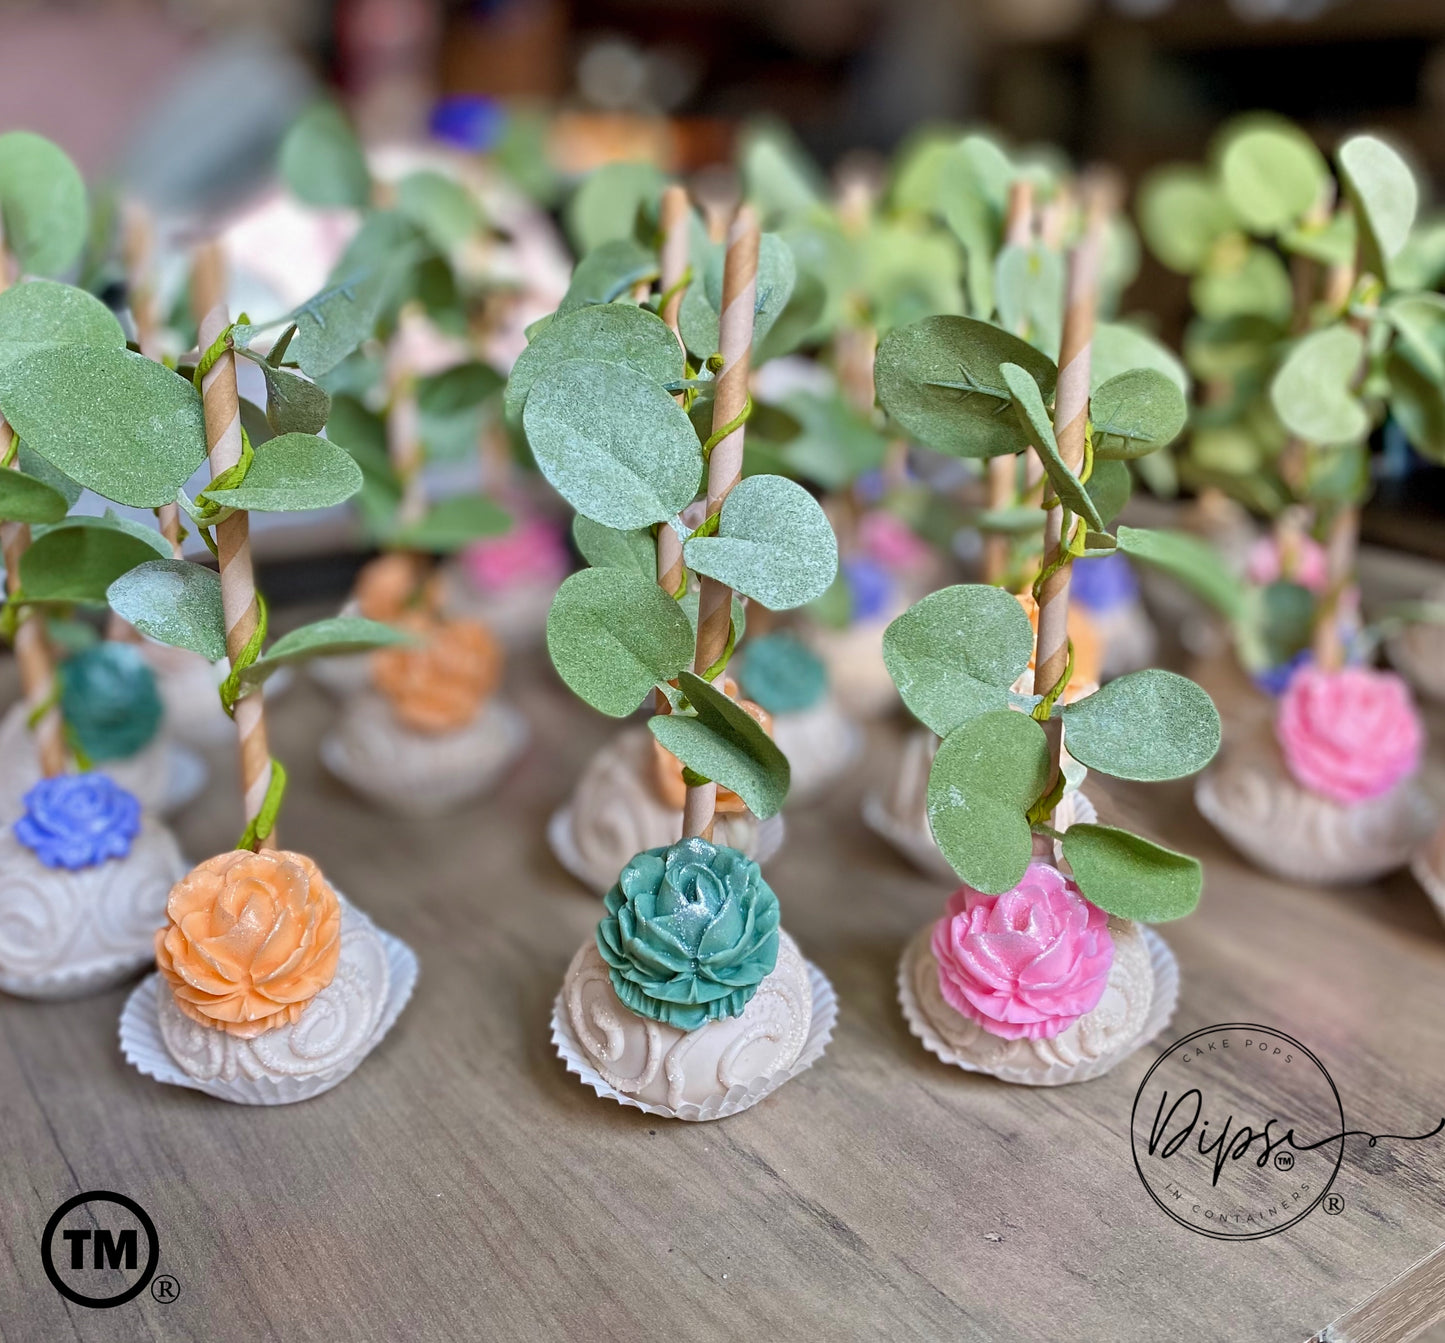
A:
[1131, 1024, 1345, 1240]
[40, 1191, 159, 1308]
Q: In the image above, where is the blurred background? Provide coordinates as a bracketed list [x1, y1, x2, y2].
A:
[4, 0, 1443, 566]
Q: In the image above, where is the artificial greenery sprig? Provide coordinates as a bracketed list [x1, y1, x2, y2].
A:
[874, 191, 1221, 923]
[512, 173, 839, 829]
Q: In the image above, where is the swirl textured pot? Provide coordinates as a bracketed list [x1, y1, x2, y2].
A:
[0, 775, 187, 1000]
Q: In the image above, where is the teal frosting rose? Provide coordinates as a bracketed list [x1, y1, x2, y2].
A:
[597, 837, 781, 1030]
[736, 633, 827, 715]
[60, 643, 164, 763]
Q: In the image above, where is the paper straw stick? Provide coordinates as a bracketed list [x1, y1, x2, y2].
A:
[192, 243, 274, 844]
[654, 185, 691, 714]
[386, 350, 427, 530]
[0, 229, 66, 775]
[681, 206, 759, 841]
[123, 202, 183, 558]
[1033, 178, 1113, 706]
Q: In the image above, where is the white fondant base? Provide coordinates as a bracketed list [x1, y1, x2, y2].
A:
[1410, 841, 1445, 925]
[771, 698, 863, 806]
[438, 566, 554, 650]
[120, 897, 417, 1106]
[1196, 744, 1437, 886]
[803, 615, 900, 720]
[0, 817, 188, 1000]
[321, 693, 528, 816]
[1387, 590, 1445, 703]
[898, 919, 1177, 1086]
[547, 728, 783, 895]
[552, 930, 836, 1121]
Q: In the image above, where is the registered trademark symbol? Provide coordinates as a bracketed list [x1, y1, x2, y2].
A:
[1274, 1151, 1295, 1171]
[1323, 1194, 1345, 1216]
[150, 1275, 180, 1304]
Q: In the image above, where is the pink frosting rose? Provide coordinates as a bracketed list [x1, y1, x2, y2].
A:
[462, 517, 570, 593]
[859, 510, 932, 574]
[931, 862, 1114, 1041]
[1275, 665, 1424, 804]
[1246, 534, 1328, 592]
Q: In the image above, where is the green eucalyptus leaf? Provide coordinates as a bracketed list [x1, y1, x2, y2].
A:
[21, 513, 169, 603]
[557, 239, 659, 315]
[278, 104, 371, 209]
[1280, 210, 1356, 268]
[678, 233, 798, 361]
[389, 494, 511, 552]
[882, 584, 1034, 736]
[1115, 525, 1245, 621]
[1137, 167, 1236, 274]
[17, 443, 81, 506]
[203, 432, 362, 512]
[1270, 324, 1368, 446]
[973, 505, 1045, 535]
[106, 559, 227, 662]
[523, 359, 702, 530]
[241, 616, 410, 685]
[648, 671, 791, 819]
[1000, 362, 1102, 529]
[0, 132, 88, 277]
[0, 346, 206, 507]
[1091, 368, 1188, 459]
[1061, 824, 1203, 922]
[1191, 244, 1293, 324]
[777, 390, 890, 491]
[683, 474, 838, 610]
[1338, 134, 1418, 272]
[1216, 119, 1327, 234]
[260, 363, 331, 436]
[546, 566, 695, 717]
[565, 162, 664, 255]
[1388, 350, 1445, 463]
[504, 303, 682, 425]
[1085, 457, 1132, 525]
[1384, 293, 1445, 386]
[927, 710, 1050, 894]
[741, 125, 825, 227]
[0, 280, 124, 369]
[1091, 321, 1190, 395]
[994, 243, 1064, 355]
[396, 170, 483, 252]
[573, 515, 656, 577]
[0, 468, 67, 523]
[939, 134, 1013, 318]
[1057, 669, 1220, 782]
[875, 315, 1057, 458]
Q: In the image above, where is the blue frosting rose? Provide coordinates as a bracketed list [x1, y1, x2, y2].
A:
[1070, 553, 1139, 613]
[59, 643, 163, 762]
[596, 837, 781, 1031]
[14, 774, 142, 870]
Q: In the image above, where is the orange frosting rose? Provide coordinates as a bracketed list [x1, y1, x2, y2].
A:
[652, 679, 774, 814]
[372, 614, 502, 733]
[353, 552, 441, 623]
[1015, 591, 1102, 697]
[154, 849, 342, 1039]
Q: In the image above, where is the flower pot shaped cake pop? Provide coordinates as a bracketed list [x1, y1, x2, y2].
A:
[0, 218, 417, 1096]
[514, 200, 839, 1118]
[526, 180, 837, 890]
[1148, 129, 1438, 882]
[0, 135, 190, 998]
[873, 184, 1222, 1085]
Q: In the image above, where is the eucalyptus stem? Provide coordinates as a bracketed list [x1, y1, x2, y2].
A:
[192, 242, 276, 846]
[682, 206, 759, 841]
[1033, 178, 1112, 786]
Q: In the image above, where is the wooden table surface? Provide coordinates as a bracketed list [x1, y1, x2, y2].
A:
[4, 650, 1445, 1343]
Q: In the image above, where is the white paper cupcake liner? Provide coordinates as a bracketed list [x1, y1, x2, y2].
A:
[546, 805, 786, 896]
[119, 901, 418, 1106]
[551, 958, 837, 1122]
[863, 789, 1098, 883]
[897, 924, 1178, 1087]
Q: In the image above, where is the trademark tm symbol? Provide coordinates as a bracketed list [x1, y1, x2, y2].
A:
[151, 1275, 180, 1304]
[1323, 1195, 1345, 1216]
[1274, 1152, 1295, 1172]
